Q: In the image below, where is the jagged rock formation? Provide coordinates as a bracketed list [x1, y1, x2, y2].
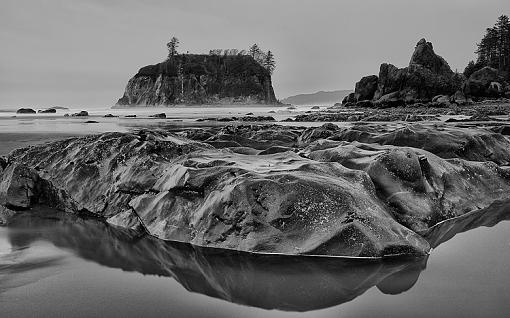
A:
[116, 54, 277, 106]
[408, 38, 453, 75]
[2, 124, 510, 257]
[343, 39, 465, 107]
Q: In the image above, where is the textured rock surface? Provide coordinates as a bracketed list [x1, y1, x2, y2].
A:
[409, 39, 453, 75]
[117, 54, 277, 106]
[354, 75, 379, 101]
[463, 66, 508, 97]
[304, 141, 510, 232]
[1, 124, 510, 257]
[300, 123, 510, 165]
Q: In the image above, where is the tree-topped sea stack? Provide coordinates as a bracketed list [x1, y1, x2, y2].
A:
[343, 38, 465, 107]
[117, 39, 278, 106]
[343, 15, 510, 107]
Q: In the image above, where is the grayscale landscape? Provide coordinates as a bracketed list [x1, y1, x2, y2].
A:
[1, 1, 510, 317]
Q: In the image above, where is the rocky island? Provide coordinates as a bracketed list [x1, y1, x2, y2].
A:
[116, 42, 278, 106]
[342, 38, 509, 108]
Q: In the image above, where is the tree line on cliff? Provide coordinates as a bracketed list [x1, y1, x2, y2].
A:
[166, 37, 276, 75]
[464, 15, 510, 79]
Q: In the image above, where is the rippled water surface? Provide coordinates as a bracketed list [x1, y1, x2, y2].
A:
[0, 207, 509, 318]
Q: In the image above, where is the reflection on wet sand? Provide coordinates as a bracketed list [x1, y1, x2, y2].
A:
[1, 202, 509, 312]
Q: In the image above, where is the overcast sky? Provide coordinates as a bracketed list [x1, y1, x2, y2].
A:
[1, 0, 509, 107]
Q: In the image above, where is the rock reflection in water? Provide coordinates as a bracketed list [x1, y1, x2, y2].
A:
[3, 202, 510, 312]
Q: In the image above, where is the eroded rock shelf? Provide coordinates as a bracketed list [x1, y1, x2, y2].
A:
[1, 123, 510, 257]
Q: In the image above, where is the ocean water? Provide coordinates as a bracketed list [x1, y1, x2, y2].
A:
[0, 107, 509, 317]
[0, 208, 509, 318]
[0, 105, 348, 135]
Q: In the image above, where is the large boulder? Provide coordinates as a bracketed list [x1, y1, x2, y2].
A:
[450, 90, 469, 105]
[341, 92, 356, 105]
[16, 108, 36, 114]
[354, 75, 378, 101]
[2, 125, 510, 258]
[373, 63, 405, 101]
[38, 108, 57, 114]
[374, 91, 405, 108]
[463, 66, 507, 97]
[71, 110, 89, 117]
[0, 164, 38, 209]
[1, 130, 431, 257]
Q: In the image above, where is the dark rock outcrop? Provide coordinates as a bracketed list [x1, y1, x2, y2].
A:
[0, 130, 429, 257]
[342, 92, 356, 105]
[2, 124, 510, 257]
[116, 54, 277, 106]
[409, 38, 453, 75]
[354, 75, 379, 101]
[344, 39, 464, 107]
[463, 66, 508, 97]
[150, 113, 167, 118]
[374, 38, 462, 103]
[37, 108, 57, 114]
[71, 111, 89, 117]
[16, 108, 36, 114]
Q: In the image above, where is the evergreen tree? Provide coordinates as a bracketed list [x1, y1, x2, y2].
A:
[167, 37, 180, 59]
[248, 44, 266, 65]
[464, 60, 477, 78]
[496, 15, 510, 71]
[263, 50, 276, 75]
[475, 15, 510, 77]
[249, 44, 261, 58]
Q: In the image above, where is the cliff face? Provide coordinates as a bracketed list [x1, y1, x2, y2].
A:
[116, 54, 277, 106]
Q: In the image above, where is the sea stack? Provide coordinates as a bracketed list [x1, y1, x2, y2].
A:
[343, 38, 466, 107]
[116, 54, 278, 106]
